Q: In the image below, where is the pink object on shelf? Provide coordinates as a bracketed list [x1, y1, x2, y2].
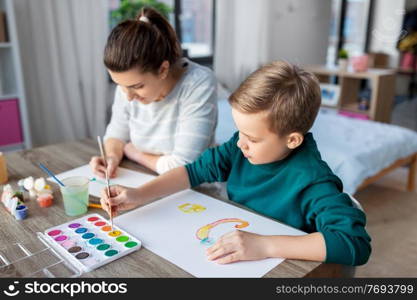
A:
[338, 110, 370, 120]
[351, 55, 369, 72]
[0, 99, 23, 146]
[400, 52, 416, 70]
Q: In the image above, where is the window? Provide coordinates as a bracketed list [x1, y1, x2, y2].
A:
[326, 0, 373, 65]
[343, 0, 372, 56]
[326, 0, 343, 66]
[178, 0, 214, 62]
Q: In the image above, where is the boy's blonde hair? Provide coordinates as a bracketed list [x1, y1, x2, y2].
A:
[228, 61, 321, 136]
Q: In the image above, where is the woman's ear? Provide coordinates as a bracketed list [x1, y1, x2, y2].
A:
[158, 60, 170, 79]
[286, 132, 304, 149]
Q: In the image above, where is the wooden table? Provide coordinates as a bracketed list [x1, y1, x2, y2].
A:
[1, 139, 343, 278]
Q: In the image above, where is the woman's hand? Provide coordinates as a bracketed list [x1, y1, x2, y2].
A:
[89, 155, 119, 179]
[100, 185, 142, 217]
[206, 230, 270, 264]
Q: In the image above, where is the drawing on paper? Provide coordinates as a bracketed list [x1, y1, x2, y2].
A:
[196, 218, 249, 246]
[178, 203, 206, 213]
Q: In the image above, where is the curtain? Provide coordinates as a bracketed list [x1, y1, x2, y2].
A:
[13, 0, 110, 146]
[214, 0, 270, 91]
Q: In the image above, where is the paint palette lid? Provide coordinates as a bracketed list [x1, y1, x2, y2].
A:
[0, 235, 82, 278]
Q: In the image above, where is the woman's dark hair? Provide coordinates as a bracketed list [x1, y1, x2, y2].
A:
[104, 7, 181, 74]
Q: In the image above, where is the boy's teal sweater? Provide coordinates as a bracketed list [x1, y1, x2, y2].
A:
[185, 132, 371, 266]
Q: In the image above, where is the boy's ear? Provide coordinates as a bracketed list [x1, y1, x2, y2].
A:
[286, 132, 304, 149]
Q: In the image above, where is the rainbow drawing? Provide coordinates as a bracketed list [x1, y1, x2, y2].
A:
[196, 218, 249, 245]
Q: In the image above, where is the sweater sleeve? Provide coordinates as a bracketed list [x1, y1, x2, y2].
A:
[156, 72, 218, 174]
[185, 132, 238, 187]
[300, 179, 372, 266]
[103, 86, 130, 143]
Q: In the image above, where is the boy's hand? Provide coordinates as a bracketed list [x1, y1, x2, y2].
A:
[90, 155, 119, 179]
[206, 230, 270, 264]
[100, 185, 141, 217]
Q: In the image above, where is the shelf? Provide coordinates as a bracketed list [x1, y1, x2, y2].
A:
[340, 102, 370, 116]
[321, 103, 339, 109]
[0, 0, 32, 149]
[396, 67, 414, 74]
[305, 65, 396, 79]
[0, 94, 18, 100]
[0, 142, 24, 153]
[310, 63, 396, 123]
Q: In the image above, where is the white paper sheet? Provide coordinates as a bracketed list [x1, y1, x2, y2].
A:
[49, 165, 155, 198]
[115, 189, 306, 278]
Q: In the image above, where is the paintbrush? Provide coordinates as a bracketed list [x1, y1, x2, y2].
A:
[97, 136, 113, 231]
[39, 163, 65, 187]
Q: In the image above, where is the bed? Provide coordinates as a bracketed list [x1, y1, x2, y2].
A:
[215, 98, 417, 195]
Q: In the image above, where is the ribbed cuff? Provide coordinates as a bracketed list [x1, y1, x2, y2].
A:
[185, 163, 202, 188]
[321, 230, 354, 265]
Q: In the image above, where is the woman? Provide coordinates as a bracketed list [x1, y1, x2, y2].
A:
[90, 7, 217, 177]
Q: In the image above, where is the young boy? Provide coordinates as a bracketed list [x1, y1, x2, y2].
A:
[100, 61, 371, 266]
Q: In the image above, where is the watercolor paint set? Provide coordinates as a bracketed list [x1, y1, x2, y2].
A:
[0, 214, 141, 277]
[41, 213, 141, 272]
